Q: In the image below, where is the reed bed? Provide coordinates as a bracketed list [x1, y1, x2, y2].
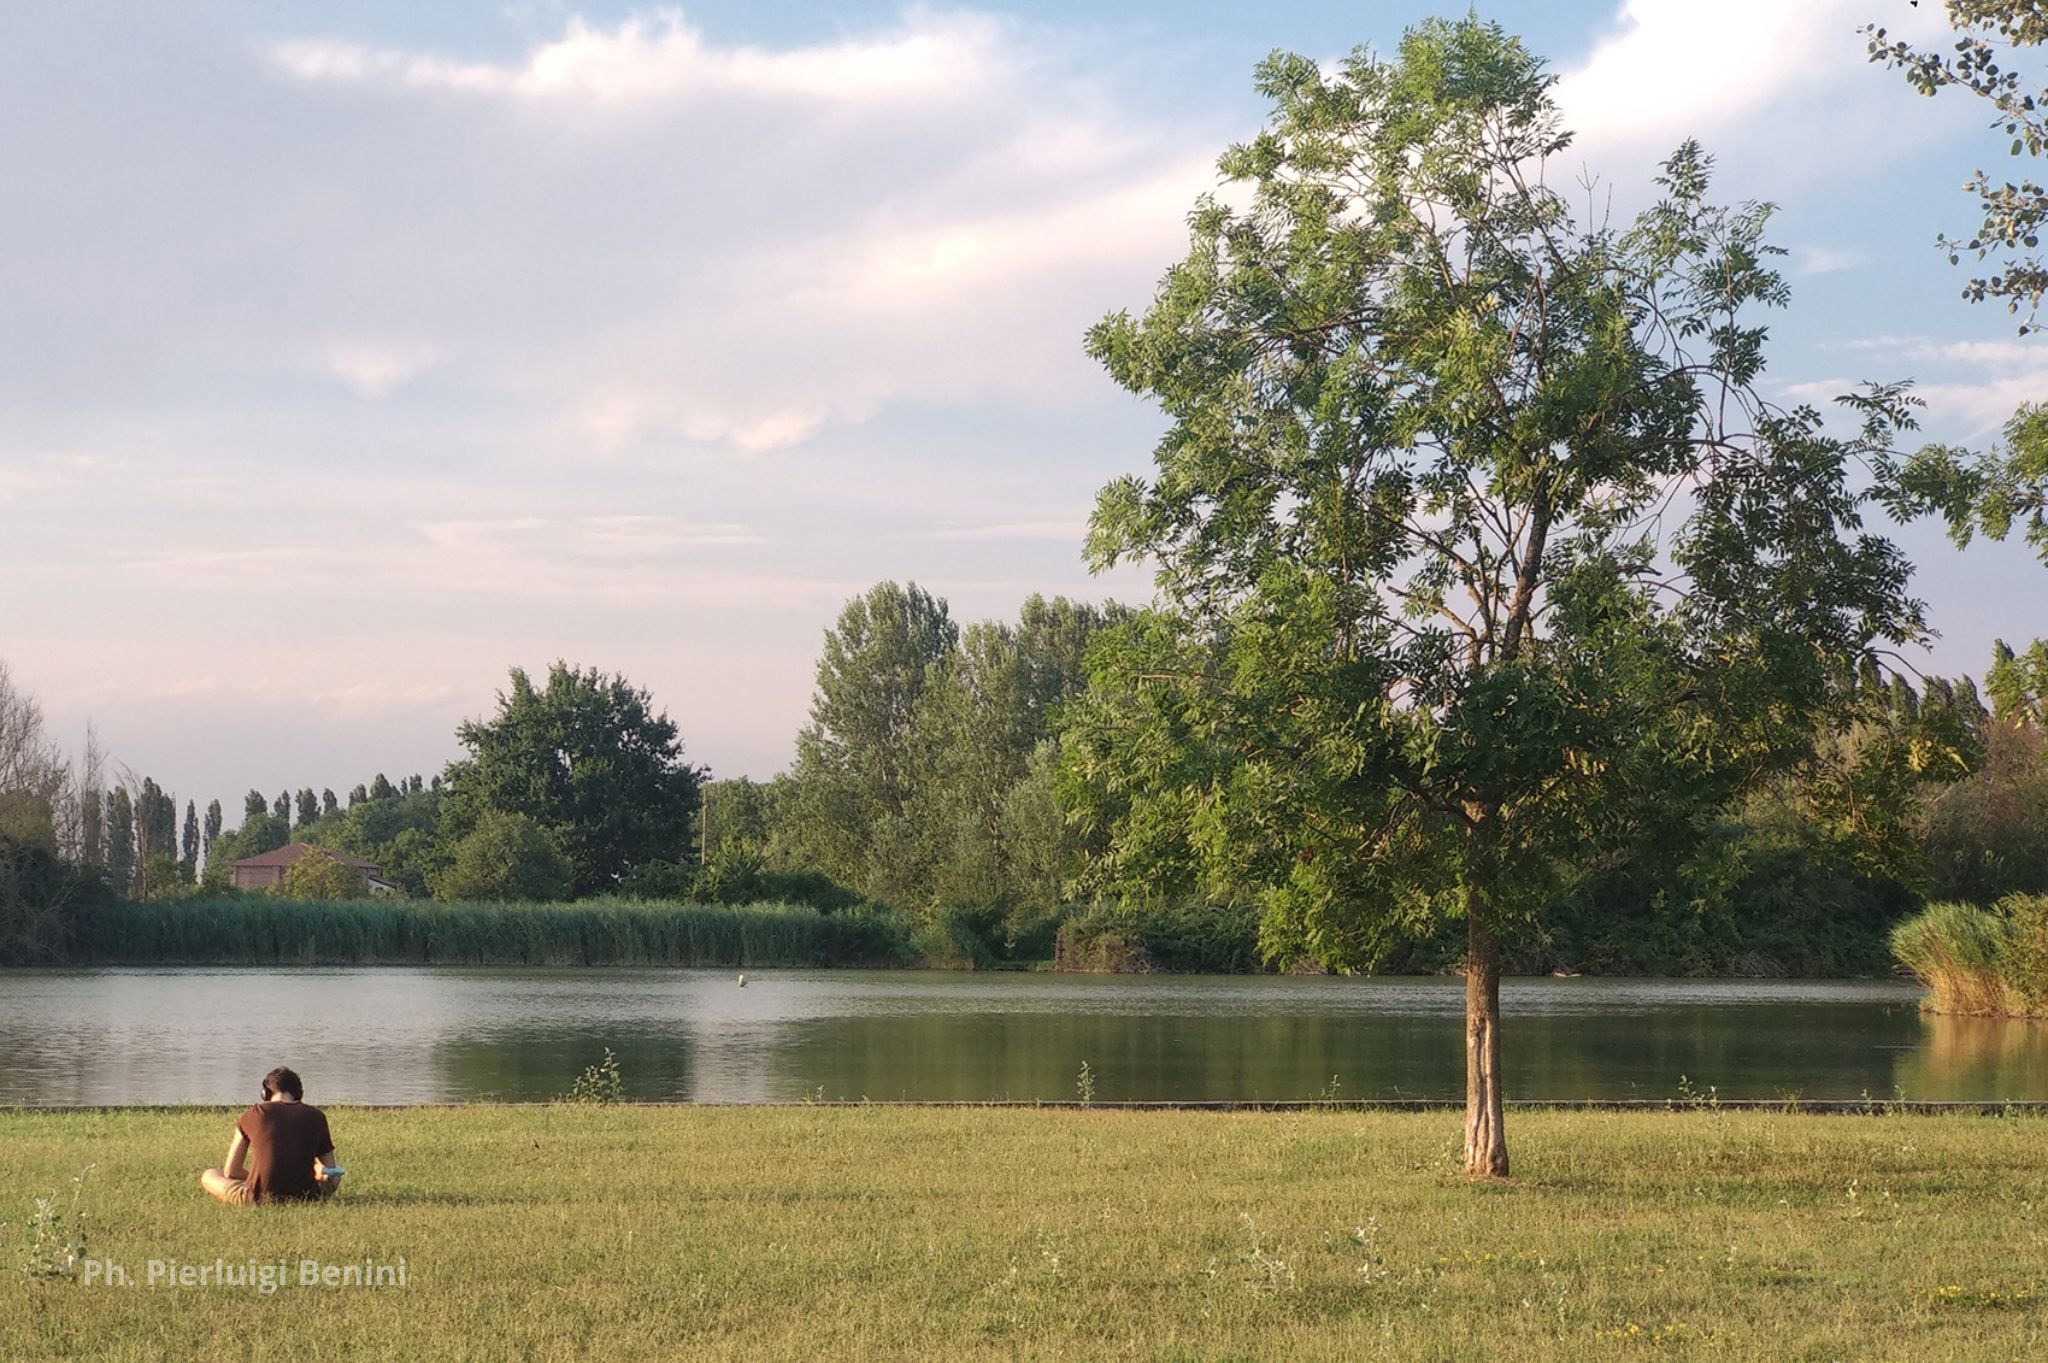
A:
[1890, 895, 2048, 1017]
[65, 896, 911, 968]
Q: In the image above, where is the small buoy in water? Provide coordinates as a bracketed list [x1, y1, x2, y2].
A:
[737, 974, 747, 987]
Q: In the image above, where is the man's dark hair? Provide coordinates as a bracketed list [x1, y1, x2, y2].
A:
[260, 1067, 304, 1101]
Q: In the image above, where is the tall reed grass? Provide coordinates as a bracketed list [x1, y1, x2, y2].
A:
[66, 896, 912, 968]
[1890, 895, 2048, 1017]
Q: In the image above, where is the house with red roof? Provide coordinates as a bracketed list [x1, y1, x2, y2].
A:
[228, 842, 395, 895]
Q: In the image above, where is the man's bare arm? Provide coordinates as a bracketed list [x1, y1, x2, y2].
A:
[223, 1130, 249, 1181]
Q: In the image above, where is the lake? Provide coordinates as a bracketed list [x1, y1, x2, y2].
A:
[2, 968, 2043, 1106]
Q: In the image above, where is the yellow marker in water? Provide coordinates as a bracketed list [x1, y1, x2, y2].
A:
[737, 974, 747, 987]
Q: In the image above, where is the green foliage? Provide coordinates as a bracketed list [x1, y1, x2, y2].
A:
[431, 811, 572, 903]
[1863, 6, 2048, 557]
[779, 585, 1118, 945]
[103, 788, 134, 896]
[0, 834, 107, 965]
[564, 1049, 623, 1105]
[1920, 718, 2048, 902]
[1064, 18, 1930, 992]
[1867, 2, 2048, 327]
[780, 581, 957, 897]
[910, 902, 1002, 969]
[206, 795, 290, 875]
[444, 663, 703, 897]
[67, 896, 912, 967]
[1054, 902, 1264, 974]
[912, 599, 1124, 925]
[271, 848, 370, 901]
[699, 776, 777, 856]
[302, 780, 444, 895]
[7, 1165, 92, 1281]
[136, 853, 193, 902]
[1888, 412, 2048, 568]
[1985, 637, 2048, 723]
[1891, 895, 2048, 1016]
[179, 801, 198, 883]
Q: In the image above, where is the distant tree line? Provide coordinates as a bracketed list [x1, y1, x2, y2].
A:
[5, 612, 2047, 972]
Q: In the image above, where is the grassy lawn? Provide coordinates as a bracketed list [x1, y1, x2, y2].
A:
[2, 1106, 2043, 1361]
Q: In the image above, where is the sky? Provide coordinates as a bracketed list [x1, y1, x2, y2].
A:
[2, 0, 2044, 811]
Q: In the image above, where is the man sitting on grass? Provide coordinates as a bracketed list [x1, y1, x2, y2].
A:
[200, 1066, 341, 1206]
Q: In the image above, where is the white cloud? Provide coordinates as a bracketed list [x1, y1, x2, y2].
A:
[925, 519, 1088, 541]
[1551, 0, 1953, 189]
[408, 515, 766, 556]
[0, 452, 112, 502]
[269, 10, 1004, 109]
[227, 11, 1221, 462]
[1792, 245, 1873, 277]
[1790, 332, 2048, 433]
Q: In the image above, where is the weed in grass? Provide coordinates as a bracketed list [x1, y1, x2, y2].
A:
[1673, 1074, 1720, 1111]
[6, 1165, 93, 1280]
[565, 1049, 624, 1105]
[1236, 1213, 1296, 1296]
[1075, 1060, 1095, 1106]
[1341, 1216, 1387, 1285]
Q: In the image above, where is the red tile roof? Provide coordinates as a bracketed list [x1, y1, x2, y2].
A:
[230, 842, 381, 872]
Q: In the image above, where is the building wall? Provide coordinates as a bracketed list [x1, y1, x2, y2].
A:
[231, 864, 286, 891]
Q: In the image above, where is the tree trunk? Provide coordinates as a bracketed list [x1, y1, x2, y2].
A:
[1463, 911, 1509, 1178]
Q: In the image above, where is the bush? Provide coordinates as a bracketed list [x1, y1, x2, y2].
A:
[433, 813, 573, 903]
[564, 1048, 624, 1105]
[271, 849, 368, 901]
[1053, 902, 1263, 974]
[912, 902, 1001, 970]
[0, 835, 108, 964]
[1891, 895, 2048, 1016]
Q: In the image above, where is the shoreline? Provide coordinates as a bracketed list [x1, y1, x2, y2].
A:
[6, 1097, 2047, 1113]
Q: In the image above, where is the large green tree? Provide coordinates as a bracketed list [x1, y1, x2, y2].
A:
[781, 582, 957, 903]
[104, 787, 134, 896]
[1063, 19, 1929, 1176]
[180, 800, 199, 884]
[443, 663, 702, 897]
[911, 595, 1126, 932]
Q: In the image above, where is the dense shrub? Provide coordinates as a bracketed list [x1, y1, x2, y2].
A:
[0, 834, 109, 964]
[272, 849, 371, 901]
[1053, 902, 1262, 974]
[432, 812, 574, 902]
[1891, 894, 2048, 1016]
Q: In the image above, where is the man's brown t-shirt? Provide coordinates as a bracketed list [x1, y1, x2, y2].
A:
[236, 1102, 333, 1203]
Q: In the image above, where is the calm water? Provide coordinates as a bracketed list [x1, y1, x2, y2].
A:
[1, 968, 2043, 1106]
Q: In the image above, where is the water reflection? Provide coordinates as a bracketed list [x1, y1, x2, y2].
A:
[0, 967, 2039, 1105]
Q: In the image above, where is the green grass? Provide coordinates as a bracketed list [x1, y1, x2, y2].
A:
[3, 1107, 2044, 1360]
[63, 897, 910, 967]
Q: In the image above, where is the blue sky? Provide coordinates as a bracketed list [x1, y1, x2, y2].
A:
[2, 0, 2042, 809]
